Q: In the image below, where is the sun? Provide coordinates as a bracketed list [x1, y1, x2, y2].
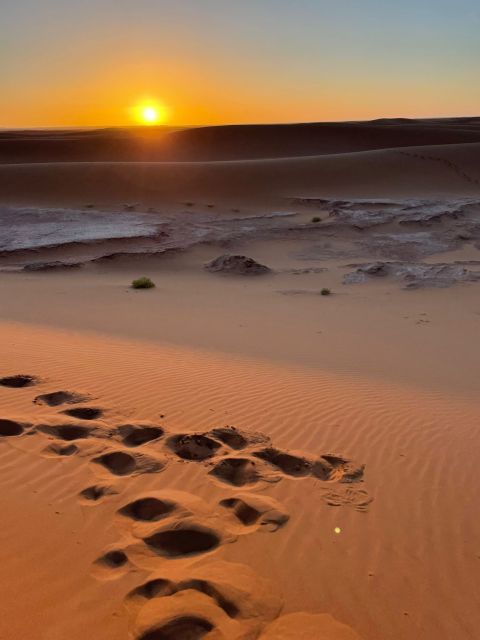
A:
[142, 106, 159, 123]
[131, 100, 169, 126]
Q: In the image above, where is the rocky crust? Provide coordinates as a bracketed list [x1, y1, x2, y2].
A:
[343, 261, 480, 288]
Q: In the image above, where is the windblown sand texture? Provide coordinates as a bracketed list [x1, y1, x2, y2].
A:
[1, 118, 480, 639]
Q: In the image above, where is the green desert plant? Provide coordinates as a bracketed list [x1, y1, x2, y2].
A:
[131, 277, 155, 289]
[320, 287, 331, 296]
[311, 216, 321, 223]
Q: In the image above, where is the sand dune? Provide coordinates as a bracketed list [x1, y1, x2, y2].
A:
[2, 117, 480, 164]
[0, 142, 479, 211]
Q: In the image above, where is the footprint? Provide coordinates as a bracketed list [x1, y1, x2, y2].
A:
[207, 426, 248, 450]
[220, 494, 289, 531]
[118, 424, 165, 447]
[92, 547, 132, 581]
[94, 451, 137, 476]
[143, 524, 220, 558]
[253, 447, 312, 477]
[131, 578, 239, 619]
[43, 442, 78, 457]
[119, 497, 176, 522]
[209, 457, 259, 486]
[0, 419, 27, 437]
[167, 434, 221, 461]
[93, 450, 164, 477]
[138, 617, 213, 640]
[61, 407, 103, 420]
[79, 484, 117, 503]
[131, 561, 282, 640]
[38, 423, 93, 441]
[0, 374, 37, 388]
[34, 390, 92, 407]
[96, 548, 129, 569]
[129, 578, 176, 600]
[314, 455, 365, 483]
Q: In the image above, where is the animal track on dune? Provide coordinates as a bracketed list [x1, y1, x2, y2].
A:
[38, 423, 93, 441]
[61, 407, 103, 420]
[0, 419, 27, 437]
[209, 457, 260, 486]
[119, 497, 176, 522]
[167, 434, 221, 461]
[398, 150, 480, 186]
[33, 390, 92, 407]
[0, 374, 38, 388]
[138, 617, 214, 640]
[144, 524, 220, 558]
[320, 487, 373, 512]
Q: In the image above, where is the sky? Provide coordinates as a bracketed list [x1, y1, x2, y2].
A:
[1, 0, 479, 127]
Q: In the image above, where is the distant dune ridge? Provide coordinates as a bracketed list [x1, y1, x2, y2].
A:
[0, 118, 479, 208]
[1, 117, 480, 163]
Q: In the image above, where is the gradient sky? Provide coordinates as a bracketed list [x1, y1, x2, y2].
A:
[2, 0, 479, 127]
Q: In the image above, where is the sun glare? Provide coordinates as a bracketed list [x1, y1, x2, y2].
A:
[131, 100, 169, 126]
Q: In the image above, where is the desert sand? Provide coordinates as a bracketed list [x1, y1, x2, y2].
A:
[1, 119, 480, 640]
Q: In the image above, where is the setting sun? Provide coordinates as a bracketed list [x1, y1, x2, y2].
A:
[131, 100, 169, 126]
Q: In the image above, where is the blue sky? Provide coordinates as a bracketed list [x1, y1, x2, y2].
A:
[2, 0, 479, 126]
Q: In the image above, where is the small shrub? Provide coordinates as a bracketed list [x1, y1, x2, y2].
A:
[311, 216, 321, 223]
[320, 288, 331, 296]
[131, 277, 155, 290]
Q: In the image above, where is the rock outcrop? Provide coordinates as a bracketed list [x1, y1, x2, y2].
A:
[205, 254, 271, 275]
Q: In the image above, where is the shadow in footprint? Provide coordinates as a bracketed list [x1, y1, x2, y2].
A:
[0, 375, 37, 388]
[38, 424, 92, 441]
[139, 617, 213, 640]
[62, 407, 103, 421]
[0, 419, 25, 437]
[131, 576, 239, 619]
[167, 434, 221, 461]
[209, 458, 259, 486]
[94, 451, 137, 476]
[208, 426, 248, 450]
[119, 497, 176, 522]
[219, 497, 260, 526]
[144, 525, 220, 558]
[44, 442, 78, 457]
[80, 485, 117, 502]
[253, 447, 311, 477]
[96, 549, 128, 569]
[177, 580, 239, 618]
[120, 425, 164, 447]
[34, 390, 92, 407]
[130, 578, 176, 599]
[220, 495, 289, 531]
